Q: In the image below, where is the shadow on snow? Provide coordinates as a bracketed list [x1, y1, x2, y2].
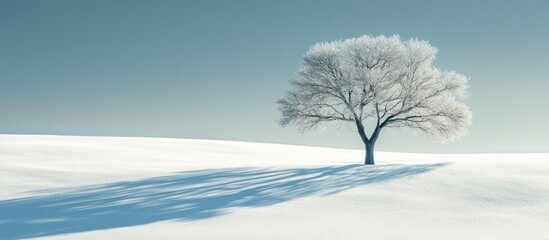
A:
[0, 162, 447, 239]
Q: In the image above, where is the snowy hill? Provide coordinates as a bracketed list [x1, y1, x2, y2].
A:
[1, 135, 548, 239]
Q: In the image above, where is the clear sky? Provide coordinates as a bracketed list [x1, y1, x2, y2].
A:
[1, 0, 548, 153]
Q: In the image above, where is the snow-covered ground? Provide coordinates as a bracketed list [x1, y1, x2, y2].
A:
[1, 134, 548, 240]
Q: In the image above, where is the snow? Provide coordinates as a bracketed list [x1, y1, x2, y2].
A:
[1, 134, 548, 239]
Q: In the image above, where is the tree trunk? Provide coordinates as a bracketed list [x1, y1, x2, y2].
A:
[364, 143, 375, 165]
[354, 119, 377, 165]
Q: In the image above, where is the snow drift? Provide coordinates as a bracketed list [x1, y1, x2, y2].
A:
[0, 135, 548, 239]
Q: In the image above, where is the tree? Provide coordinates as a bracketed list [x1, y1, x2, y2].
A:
[277, 35, 472, 165]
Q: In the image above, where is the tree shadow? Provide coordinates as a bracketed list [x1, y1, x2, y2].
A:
[0, 162, 448, 239]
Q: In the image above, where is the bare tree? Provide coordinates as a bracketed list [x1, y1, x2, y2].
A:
[278, 35, 472, 165]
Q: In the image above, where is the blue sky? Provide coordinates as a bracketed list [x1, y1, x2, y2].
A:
[1, 0, 548, 153]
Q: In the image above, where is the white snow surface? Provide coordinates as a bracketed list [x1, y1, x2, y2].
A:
[1, 134, 548, 239]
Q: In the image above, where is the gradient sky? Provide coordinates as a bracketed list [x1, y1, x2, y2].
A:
[1, 0, 548, 153]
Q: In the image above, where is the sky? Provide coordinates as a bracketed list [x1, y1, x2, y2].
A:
[1, 0, 548, 153]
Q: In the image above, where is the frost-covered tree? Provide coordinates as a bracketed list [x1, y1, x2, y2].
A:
[277, 35, 472, 165]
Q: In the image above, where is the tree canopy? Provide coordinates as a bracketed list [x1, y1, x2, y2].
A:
[278, 35, 472, 164]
